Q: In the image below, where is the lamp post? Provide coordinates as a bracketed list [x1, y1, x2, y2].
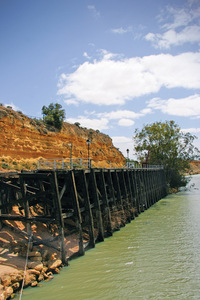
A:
[126, 148, 129, 168]
[68, 143, 72, 168]
[86, 139, 91, 168]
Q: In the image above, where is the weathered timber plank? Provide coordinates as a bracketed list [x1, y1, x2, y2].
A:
[0, 214, 55, 222]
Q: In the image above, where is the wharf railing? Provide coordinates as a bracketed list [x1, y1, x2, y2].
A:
[37, 158, 163, 170]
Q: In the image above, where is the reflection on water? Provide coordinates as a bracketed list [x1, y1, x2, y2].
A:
[21, 175, 200, 300]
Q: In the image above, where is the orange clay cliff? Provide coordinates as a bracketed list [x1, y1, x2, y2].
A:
[0, 105, 126, 171]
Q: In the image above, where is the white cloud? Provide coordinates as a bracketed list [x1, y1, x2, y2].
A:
[118, 118, 135, 127]
[145, 26, 200, 49]
[58, 51, 200, 105]
[5, 102, 21, 111]
[181, 127, 200, 133]
[112, 136, 132, 144]
[145, 3, 200, 48]
[64, 108, 149, 132]
[111, 26, 132, 34]
[140, 108, 152, 114]
[97, 110, 142, 120]
[83, 52, 91, 59]
[88, 5, 100, 18]
[162, 5, 200, 30]
[64, 99, 79, 106]
[112, 136, 135, 159]
[148, 94, 200, 117]
[66, 117, 109, 131]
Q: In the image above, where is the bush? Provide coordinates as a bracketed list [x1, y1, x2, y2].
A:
[42, 103, 65, 130]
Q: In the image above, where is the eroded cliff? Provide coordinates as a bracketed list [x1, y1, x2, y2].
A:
[0, 106, 126, 171]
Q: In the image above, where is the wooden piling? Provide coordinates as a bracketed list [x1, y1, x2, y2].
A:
[90, 169, 104, 242]
[19, 175, 32, 236]
[80, 170, 95, 248]
[69, 170, 85, 255]
[49, 171, 67, 265]
[98, 170, 112, 236]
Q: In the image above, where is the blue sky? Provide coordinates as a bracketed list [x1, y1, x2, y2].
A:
[1, 0, 200, 159]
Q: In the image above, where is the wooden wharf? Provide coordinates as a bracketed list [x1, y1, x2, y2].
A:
[0, 167, 167, 265]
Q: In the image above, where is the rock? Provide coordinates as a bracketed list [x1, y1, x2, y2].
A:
[43, 273, 49, 279]
[48, 259, 62, 271]
[5, 286, 13, 298]
[53, 268, 60, 274]
[38, 274, 44, 282]
[12, 282, 20, 292]
[13, 247, 21, 253]
[41, 266, 48, 274]
[43, 271, 53, 279]
[1, 276, 11, 287]
[42, 250, 50, 261]
[29, 256, 42, 262]
[0, 284, 6, 300]
[27, 269, 40, 276]
[45, 275, 54, 282]
[31, 281, 38, 287]
[0, 290, 7, 300]
[32, 247, 39, 252]
[24, 273, 36, 287]
[10, 272, 24, 284]
[28, 251, 41, 257]
[27, 262, 43, 272]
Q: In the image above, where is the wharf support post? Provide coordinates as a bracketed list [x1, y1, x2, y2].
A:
[50, 171, 68, 265]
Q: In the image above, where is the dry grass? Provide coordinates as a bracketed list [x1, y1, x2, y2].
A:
[0, 155, 39, 172]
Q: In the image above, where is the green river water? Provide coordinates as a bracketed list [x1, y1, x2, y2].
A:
[20, 174, 200, 299]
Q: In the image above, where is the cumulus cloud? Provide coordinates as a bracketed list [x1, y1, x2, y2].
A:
[148, 94, 200, 117]
[65, 108, 148, 131]
[58, 51, 200, 106]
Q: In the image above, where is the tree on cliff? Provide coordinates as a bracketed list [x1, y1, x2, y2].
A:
[133, 120, 200, 189]
[42, 103, 65, 130]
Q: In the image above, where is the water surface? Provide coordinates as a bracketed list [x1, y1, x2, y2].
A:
[21, 175, 200, 299]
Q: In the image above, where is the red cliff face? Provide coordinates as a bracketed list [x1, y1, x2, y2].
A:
[0, 106, 126, 171]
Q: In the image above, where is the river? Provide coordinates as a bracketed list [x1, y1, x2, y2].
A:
[20, 174, 200, 299]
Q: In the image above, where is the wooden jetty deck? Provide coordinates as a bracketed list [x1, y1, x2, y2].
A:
[0, 167, 167, 264]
